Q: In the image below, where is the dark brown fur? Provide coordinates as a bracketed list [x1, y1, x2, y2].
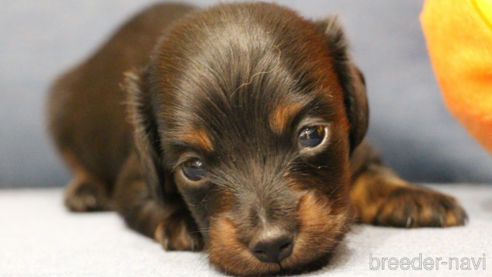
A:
[48, 3, 467, 276]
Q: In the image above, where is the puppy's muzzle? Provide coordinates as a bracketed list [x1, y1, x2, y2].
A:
[249, 227, 295, 263]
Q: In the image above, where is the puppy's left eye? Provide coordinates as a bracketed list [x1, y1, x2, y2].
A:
[182, 159, 206, 182]
[298, 125, 326, 148]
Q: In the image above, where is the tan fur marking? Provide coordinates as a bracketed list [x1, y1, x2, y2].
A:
[61, 149, 111, 212]
[207, 192, 351, 276]
[154, 222, 166, 243]
[182, 129, 213, 152]
[61, 150, 89, 181]
[350, 172, 380, 223]
[61, 149, 104, 186]
[350, 164, 467, 227]
[444, 212, 459, 226]
[270, 102, 303, 134]
[350, 167, 405, 223]
[292, 192, 350, 262]
[208, 215, 280, 275]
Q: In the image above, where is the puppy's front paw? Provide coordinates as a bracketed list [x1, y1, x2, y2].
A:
[65, 179, 111, 212]
[155, 209, 203, 251]
[373, 186, 468, 228]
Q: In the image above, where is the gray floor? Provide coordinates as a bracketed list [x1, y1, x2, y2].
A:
[1, 0, 492, 189]
[1, 184, 490, 276]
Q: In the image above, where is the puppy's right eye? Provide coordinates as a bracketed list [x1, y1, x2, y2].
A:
[182, 159, 206, 182]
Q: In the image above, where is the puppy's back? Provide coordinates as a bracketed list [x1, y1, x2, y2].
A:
[48, 4, 195, 185]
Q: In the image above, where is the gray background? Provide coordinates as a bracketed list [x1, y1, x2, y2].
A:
[1, 0, 491, 188]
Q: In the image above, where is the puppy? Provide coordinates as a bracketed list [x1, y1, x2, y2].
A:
[48, 2, 467, 276]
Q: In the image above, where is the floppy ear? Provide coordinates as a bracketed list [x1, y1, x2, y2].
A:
[124, 68, 173, 203]
[315, 17, 369, 154]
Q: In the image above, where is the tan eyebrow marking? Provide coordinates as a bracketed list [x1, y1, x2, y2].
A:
[182, 129, 214, 152]
[270, 102, 303, 134]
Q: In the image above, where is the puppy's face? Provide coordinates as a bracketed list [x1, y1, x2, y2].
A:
[129, 3, 367, 276]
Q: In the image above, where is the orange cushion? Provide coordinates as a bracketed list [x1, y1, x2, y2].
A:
[421, 0, 492, 154]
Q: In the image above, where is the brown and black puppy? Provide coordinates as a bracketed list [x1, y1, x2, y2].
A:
[48, 2, 467, 276]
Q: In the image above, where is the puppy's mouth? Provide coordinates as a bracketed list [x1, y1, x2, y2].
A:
[207, 192, 352, 276]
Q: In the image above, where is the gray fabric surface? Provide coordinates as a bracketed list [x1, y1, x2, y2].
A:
[1, 184, 490, 276]
[1, 0, 492, 188]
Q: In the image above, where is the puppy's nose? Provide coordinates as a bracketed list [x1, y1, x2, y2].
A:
[249, 228, 294, 263]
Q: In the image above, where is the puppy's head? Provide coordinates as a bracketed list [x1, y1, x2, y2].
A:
[127, 3, 368, 275]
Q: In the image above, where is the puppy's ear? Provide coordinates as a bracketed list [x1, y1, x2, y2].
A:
[315, 17, 369, 153]
[124, 69, 171, 202]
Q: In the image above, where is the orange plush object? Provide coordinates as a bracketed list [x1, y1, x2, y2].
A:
[421, 0, 492, 154]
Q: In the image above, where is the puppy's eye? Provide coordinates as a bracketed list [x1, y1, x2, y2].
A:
[182, 159, 206, 182]
[299, 125, 326, 148]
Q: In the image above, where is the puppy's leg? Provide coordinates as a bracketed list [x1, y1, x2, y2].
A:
[62, 150, 112, 212]
[349, 144, 467, 228]
[113, 153, 203, 251]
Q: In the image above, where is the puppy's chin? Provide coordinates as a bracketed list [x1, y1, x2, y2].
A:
[207, 192, 352, 276]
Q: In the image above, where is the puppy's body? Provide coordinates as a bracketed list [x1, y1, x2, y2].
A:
[49, 4, 195, 211]
[48, 3, 467, 275]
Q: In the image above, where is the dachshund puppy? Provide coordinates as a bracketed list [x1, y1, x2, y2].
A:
[48, 2, 467, 276]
